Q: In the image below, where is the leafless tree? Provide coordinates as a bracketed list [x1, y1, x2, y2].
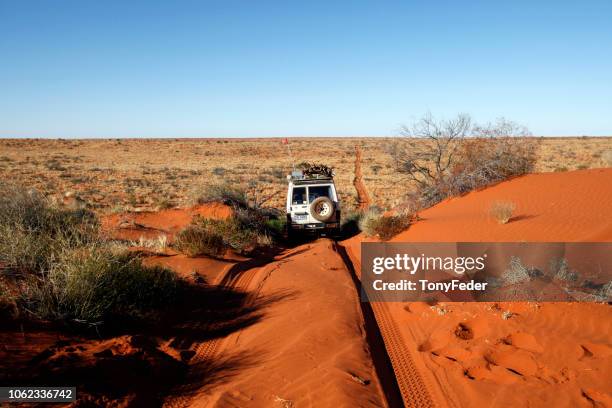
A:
[395, 113, 471, 188]
[392, 113, 537, 207]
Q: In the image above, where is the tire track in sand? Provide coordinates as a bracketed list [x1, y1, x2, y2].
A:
[163, 262, 264, 408]
[335, 242, 439, 408]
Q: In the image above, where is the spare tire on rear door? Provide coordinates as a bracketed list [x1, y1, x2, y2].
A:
[310, 196, 335, 222]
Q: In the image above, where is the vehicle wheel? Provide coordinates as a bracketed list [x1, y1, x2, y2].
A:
[310, 197, 335, 222]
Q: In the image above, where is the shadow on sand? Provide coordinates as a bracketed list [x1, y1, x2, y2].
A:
[1, 280, 295, 407]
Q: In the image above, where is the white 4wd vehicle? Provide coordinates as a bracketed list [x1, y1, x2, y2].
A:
[286, 170, 340, 237]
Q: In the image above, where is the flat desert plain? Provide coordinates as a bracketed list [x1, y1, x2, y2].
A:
[0, 137, 611, 408]
[1, 137, 611, 212]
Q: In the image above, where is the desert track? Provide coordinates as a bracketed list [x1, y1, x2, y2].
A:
[165, 240, 440, 408]
[336, 242, 440, 408]
[163, 262, 266, 408]
[368, 301, 437, 408]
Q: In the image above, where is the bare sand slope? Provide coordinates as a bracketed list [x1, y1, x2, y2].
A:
[162, 239, 386, 407]
[343, 169, 612, 407]
[102, 205, 386, 406]
[395, 168, 612, 242]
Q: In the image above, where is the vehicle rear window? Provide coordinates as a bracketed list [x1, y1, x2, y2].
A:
[308, 186, 331, 202]
[292, 187, 306, 204]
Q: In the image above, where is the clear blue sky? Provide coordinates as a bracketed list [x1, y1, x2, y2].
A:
[1, 0, 611, 137]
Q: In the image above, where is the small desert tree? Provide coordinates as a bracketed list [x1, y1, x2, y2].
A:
[392, 113, 472, 205]
[391, 114, 537, 207]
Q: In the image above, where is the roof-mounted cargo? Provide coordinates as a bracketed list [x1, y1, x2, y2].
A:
[287, 165, 335, 184]
[287, 163, 335, 181]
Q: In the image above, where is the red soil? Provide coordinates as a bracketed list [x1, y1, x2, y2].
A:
[102, 202, 232, 242]
[3, 169, 610, 407]
[343, 168, 612, 407]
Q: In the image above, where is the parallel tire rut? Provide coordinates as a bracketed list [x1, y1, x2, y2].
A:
[163, 264, 263, 407]
[336, 242, 438, 408]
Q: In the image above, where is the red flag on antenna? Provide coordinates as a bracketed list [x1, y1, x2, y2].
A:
[281, 138, 288, 145]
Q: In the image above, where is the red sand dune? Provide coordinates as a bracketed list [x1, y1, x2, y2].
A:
[343, 168, 612, 407]
[102, 202, 232, 242]
[392, 168, 612, 242]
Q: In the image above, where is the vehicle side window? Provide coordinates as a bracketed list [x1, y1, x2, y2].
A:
[308, 186, 331, 203]
[292, 187, 306, 205]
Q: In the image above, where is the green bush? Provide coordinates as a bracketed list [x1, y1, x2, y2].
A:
[0, 184, 97, 273]
[265, 217, 286, 235]
[22, 247, 178, 323]
[174, 220, 227, 257]
[184, 183, 282, 255]
[0, 183, 179, 326]
[175, 216, 266, 256]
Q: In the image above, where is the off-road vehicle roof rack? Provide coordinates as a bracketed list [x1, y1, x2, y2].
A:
[287, 170, 334, 185]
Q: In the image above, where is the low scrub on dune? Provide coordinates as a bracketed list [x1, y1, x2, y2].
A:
[359, 208, 413, 241]
[179, 184, 282, 256]
[194, 182, 249, 208]
[390, 114, 537, 207]
[489, 200, 516, 224]
[175, 210, 273, 257]
[174, 218, 228, 257]
[23, 247, 178, 323]
[0, 185, 97, 273]
[0, 183, 179, 326]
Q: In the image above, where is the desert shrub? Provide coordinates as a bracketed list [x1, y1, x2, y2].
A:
[155, 197, 175, 210]
[501, 257, 531, 285]
[174, 221, 226, 257]
[0, 184, 97, 273]
[21, 247, 178, 323]
[175, 215, 268, 256]
[550, 258, 580, 283]
[359, 208, 412, 241]
[390, 114, 537, 207]
[189, 182, 282, 252]
[265, 216, 286, 235]
[489, 201, 516, 224]
[0, 183, 179, 326]
[194, 183, 248, 208]
[452, 137, 536, 195]
[212, 167, 226, 176]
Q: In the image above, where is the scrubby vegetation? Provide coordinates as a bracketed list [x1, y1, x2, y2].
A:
[23, 247, 178, 323]
[178, 184, 281, 256]
[195, 182, 250, 208]
[175, 216, 266, 256]
[489, 200, 516, 224]
[390, 114, 537, 208]
[0, 183, 179, 326]
[358, 208, 413, 241]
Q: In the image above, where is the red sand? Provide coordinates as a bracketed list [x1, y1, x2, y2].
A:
[3, 169, 610, 407]
[343, 168, 612, 407]
[165, 239, 386, 407]
[102, 202, 232, 242]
